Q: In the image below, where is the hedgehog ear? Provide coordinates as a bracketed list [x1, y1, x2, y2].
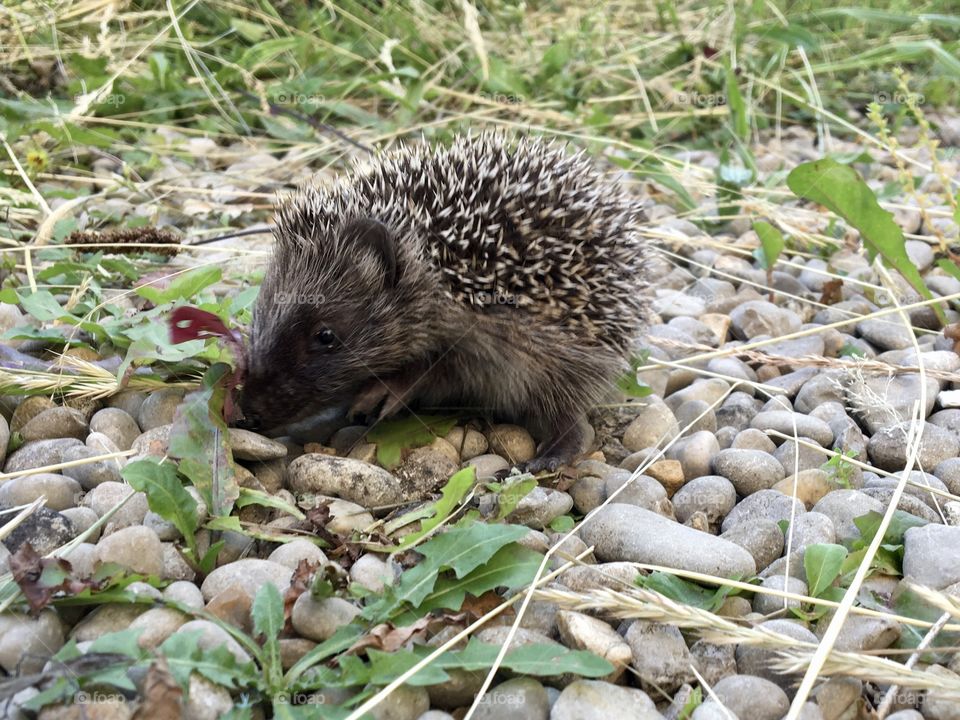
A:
[341, 217, 397, 288]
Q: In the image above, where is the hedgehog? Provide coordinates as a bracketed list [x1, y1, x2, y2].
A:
[239, 133, 652, 472]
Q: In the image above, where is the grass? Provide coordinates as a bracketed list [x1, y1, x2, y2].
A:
[1, 1, 960, 719]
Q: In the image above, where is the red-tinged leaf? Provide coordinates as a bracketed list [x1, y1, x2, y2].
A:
[9, 543, 106, 613]
[283, 559, 320, 628]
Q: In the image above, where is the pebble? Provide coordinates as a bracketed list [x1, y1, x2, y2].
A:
[787, 512, 837, 550]
[904, 525, 960, 589]
[467, 453, 511, 479]
[164, 580, 204, 609]
[716, 393, 762, 431]
[350, 554, 395, 593]
[2, 506, 75, 555]
[936, 458, 960, 495]
[137, 388, 184, 430]
[445, 426, 488, 460]
[0, 610, 66, 673]
[88, 408, 141, 450]
[95, 525, 163, 576]
[226, 427, 288, 461]
[773, 469, 834, 510]
[60, 445, 123, 489]
[20, 406, 88, 442]
[830, 614, 901, 651]
[624, 620, 694, 693]
[731, 428, 777, 453]
[83, 482, 148, 532]
[556, 611, 632, 682]
[507, 486, 573, 529]
[604, 473, 670, 514]
[622, 398, 680, 451]
[550, 680, 661, 720]
[665, 378, 731, 414]
[288, 454, 423, 507]
[267, 538, 328, 569]
[712, 675, 789, 720]
[730, 301, 801, 340]
[486, 424, 537, 464]
[812, 490, 884, 545]
[4, 437, 84, 473]
[291, 594, 361, 642]
[580, 504, 756, 578]
[128, 607, 188, 649]
[852, 375, 940, 435]
[665, 431, 720, 480]
[0, 472, 81, 511]
[713, 448, 786, 495]
[690, 640, 736, 686]
[369, 684, 429, 720]
[751, 411, 835, 447]
[721, 489, 805, 533]
[812, 677, 861, 720]
[721, 519, 784, 571]
[672, 476, 736, 526]
[10, 396, 56, 433]
[200, 558, 294, 602]
[644, 460, 685, 496]
[753, 575, 807, 614]
[857, 317, 915, 350]
[472, 677, 550, 720]
[185, 673, 234, 720]
[867, 421, 959, 472]
[736, 619, 818, 692]
[174, 619, 251, 664]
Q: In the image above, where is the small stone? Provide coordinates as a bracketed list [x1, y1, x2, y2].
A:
[88, 408, 141, 450]
[486, 424, 536, 464]
[716, 392, 762, 431]
[4, 438, 83, 474]
[20, 406, 88, 442]
[507, 487, 574, 529]
[813, 490, 884, 545]
[291, 595, 361, 642]
[732, 428, 777, 453]
[751, 411, 834, 447]
[472, 677, 550, 720]
[288, 454, 421, 508]
[623, 398, 680, 451]
[753, 575, 807, 614]
[672, 476, 736, 527]
[922, 664, 960, 720]
[128, 607, 188, 649]
[137, 388, 184, 431]
[645, 460, 685, 496]
[201, 558, 293, 602]
[228, 428, 287, 461]
[674, 399, 718, 434]
[60, 507, 99, 541]
[445, 426, 488, 461]
[853, 375, 939, 435]
[163, 580, 204, 609]
[773, 469, 834, 510]
[665, 431, 720, 480]
[83, 482, 148, 532]
[580, 504, 756, 578]
[0, 610, 65, 673]
[904, 525, 960, 589]
[830, 614, 900, 651]
[730, 301, 801, 340]
[689, 640, 736, 686]
[350, 554, 394, 593]
[721, 489, 805, 533]
[868, 421, 959, 472]
[185, 673, 234, 720]
[95, 526, 163, 576]
[603, 473, 670, 514]
[61, 445, 123, 489]
[467, 453, 511, 479]
[557, 611, 632, 682]
[551, 680, 661, 720]
[368, 684, 430, 720]
[857, 317, 914, 350]
[812, 677, 861, 720]
[0, 472, 81, 511]
[267, 538, 328, 570]
[713, 675, 789, 720]
[713, 448, 786, 495]
[736, 619, 818, 692]
[2, 507, 74, 555]
[174, 620, 251, 664]
[721, 519, 784, 571]
[624, 620, 694, 693]
[787, 512, 836, 550]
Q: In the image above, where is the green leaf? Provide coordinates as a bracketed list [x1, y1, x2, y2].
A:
[938, 258, 960, 282]
[367, 648, 450, 685]
[399, 544, 542, 621]
[497, 643, 613, 677]
[366, 414, 459, 469]
[804, 543, 847, 596]
[136, 267, 221, 305]
[364, 522, 530, 621]
[394, 467, 476, 549]
[159, 631, 258, 691]
[753, 221, 786, 270]
[639, 572, 732, 612]
[168, 363, 239, 516]
[253, 582, 284, 688]
[122, 458, 199, 545]
[493, 476, 537, 520]
[17, 289, 69, 322]
[616, 354, 654, 398]
[725, 61, 749, 141]
[549, 515, 575, 533]
[787, 158, 944, 323]
[853, 509, 928, 548]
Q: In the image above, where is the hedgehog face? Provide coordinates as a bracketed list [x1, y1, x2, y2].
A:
[238, 217, 404, 432]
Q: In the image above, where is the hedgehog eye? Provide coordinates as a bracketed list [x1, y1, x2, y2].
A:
[315, 328, 336, 346]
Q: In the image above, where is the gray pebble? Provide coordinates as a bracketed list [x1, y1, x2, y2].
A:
[813, 490, 884, 545]
[288, 454, 423, 508]
[471, 677, 549, 720]
[137, 388, 184, 431]
[95, 525, 163, 576]
[665, 431, 720, 480]
[623, 397, 680, 451]
[731, 428, 777, 453]
[624, 620, 694, 693]
[604, 473, 669, 514]
[550, 679, 661, 720]
[713, 448, 785, 495]
[751, 411, 834, 447]
[1, 506, 74, 555]
[713, 674, 789, 720]
[507, 487, 574, 529]
[89, 408, 141, 450]
[672, 476, 736, 526]
[0, 610, 66, 674]
[730, 301, 801, 340]
[200, 558, 294, 602]
[736, 619, 818, 692]
[60, 444, 123, 489]
[0, 472, 81, 510]
[722, 489, 805, 533]
[581, 504, 756, 578]
[753, 575, 807, 614]
[857, 317, 915, 351]
[291, 595, 361, 642]
[721, 518, 784, 571]
[868, 421, 959, 472]
[904, 524, 960, 589]
[20, 406, 88, 442]
[4, 437, 83, 474]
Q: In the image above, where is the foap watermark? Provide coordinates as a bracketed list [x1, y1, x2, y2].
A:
[75, 691, 127, 704]
[276, 291, 326, 306]
[478, 690, 525, 708]
[674, 91, 726, 108]
[77, 93, 125, 107]
[474, 290, 517, 307]
[874, 90, 925, 106]
[272, 92, 327, 107]
[274, 692, 331, 705]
